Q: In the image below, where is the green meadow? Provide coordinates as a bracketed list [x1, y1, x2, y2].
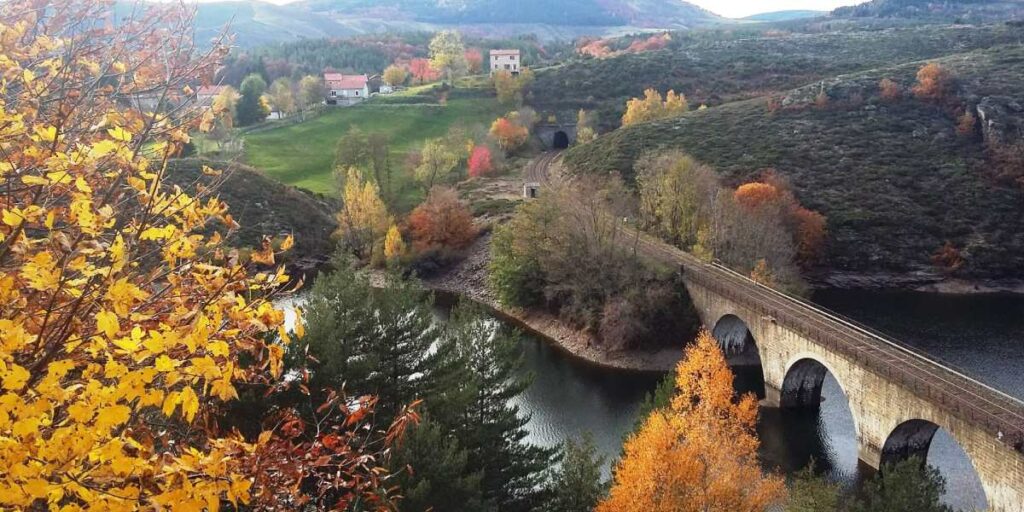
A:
[241, 96, 505, 210]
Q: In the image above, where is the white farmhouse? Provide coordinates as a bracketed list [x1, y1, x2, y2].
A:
[324, 73, 369, 106]
[490, 49, 521, 75]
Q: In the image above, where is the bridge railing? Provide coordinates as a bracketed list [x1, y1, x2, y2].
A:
[677, 255, 1024, 451]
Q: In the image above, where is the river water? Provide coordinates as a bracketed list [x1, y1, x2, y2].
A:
[283, 289, 1022, 510]
[492, 290, 1024, 511]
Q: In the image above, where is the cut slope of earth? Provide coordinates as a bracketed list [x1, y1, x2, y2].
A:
[531, 24, 1024, 129]
[563, 44, 1024, 280]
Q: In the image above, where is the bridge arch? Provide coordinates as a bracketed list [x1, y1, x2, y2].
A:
[711, 314, 765, 398]
[780, 356, 852, 410]
[881, 419, 989, 510]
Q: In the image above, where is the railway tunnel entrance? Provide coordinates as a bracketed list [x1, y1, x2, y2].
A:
[552, 131, 570, 149]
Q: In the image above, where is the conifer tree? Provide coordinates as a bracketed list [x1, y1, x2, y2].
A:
[445, 306, 558, 512]
[392, 418, 485, 512]
[289, 264, 452, 425]
[545, 434, 608, 512]
[236, 73, 269, 126]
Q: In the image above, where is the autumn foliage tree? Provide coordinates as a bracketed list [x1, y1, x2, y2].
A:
[598, 330, 786, 512]
[490, 116, 530, 152]
[335, 167, 392, 259]
[465, 48, 484, 74]
[879, 78, 902, 101]
[468, 145, 494, 177]
[0, 1, 413, 509]
[409, 58, 440, 84]
[913, 63, 953, 101]
[407, 188, 479, 253]
[383, 64, 409, 87]
[622, 88, 688, 126]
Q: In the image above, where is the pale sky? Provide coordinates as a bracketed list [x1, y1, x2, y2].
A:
[183, 0, 862, 20]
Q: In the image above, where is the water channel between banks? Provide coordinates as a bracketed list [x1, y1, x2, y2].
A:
[436, 289, 1024, 511]
[281, 285, 1022, 511]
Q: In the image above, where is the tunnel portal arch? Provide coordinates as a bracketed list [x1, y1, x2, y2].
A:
[553, 131, 570, 149]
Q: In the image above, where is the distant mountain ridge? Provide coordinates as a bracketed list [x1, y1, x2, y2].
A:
[832, 0, 1024, 21]
[742, 10, 827, 21]
[173, 0, 722, 47]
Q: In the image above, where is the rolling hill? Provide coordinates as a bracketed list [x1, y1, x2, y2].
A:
[178, 0, 723, 47]
[742, 10, 827, 21]
[833, 0, 1024, 22]
[531, 24, 1024, 129]
[562, 44, 1024, 282]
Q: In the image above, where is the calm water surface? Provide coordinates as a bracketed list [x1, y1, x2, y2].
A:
[490, 290, 1024, 511]
[286, 289, 1023, 511]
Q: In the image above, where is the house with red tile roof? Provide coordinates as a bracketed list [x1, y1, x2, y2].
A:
[324, 72, 369, 105]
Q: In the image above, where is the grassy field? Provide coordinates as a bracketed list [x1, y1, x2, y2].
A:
[241, 95, 505, 210]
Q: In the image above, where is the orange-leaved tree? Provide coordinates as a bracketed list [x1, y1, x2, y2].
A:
[912, 63, 953, 101]
[598, 330, 786, 512]
[879, 78, 902, 101]
[407, 187, 478, 253]
[0, 1, 413, 509]
[490, 116, 529, 152]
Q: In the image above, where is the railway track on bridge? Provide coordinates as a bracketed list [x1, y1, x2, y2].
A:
[527, 152, 1024, 450]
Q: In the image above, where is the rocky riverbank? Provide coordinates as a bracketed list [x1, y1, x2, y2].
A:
[816, 270, 1024, 295]
[424, 233, 682, 373]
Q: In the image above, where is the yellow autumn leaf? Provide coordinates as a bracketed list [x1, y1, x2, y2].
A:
[179, 386, 199, 422]
[21, 175, 50, 186]
[279, 234, 294, 252]
[210, 375, 238, 402]
[107, 126, 132, 142]
[95, 404, 130, 431]
[96, 310, 119, 338]
[154, 355, 177, 372]
[2, 363, 29, 390]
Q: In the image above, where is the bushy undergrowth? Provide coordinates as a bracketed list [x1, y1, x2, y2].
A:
[532, 24, 1023, 129]
[166, 158, 338, 270]
[564, 45, 1024, 278]
[488, 181, 699, 350]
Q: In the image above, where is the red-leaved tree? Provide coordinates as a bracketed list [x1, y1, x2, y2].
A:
[409, 58, 440, 84]
[407, 188, 478, 252]
[468, 145, 494, 177]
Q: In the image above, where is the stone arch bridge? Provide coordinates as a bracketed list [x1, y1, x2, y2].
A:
[633, 235, 1024, 511]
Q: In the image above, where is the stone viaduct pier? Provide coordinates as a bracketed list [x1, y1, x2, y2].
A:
[634, 234, 1024, 511]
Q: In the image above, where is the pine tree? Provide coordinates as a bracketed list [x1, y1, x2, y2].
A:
[288, 263, 452, 425]
[445, 305, 558, 512]
[545, 434, 607, 512]
[392, 418, 484, 512]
